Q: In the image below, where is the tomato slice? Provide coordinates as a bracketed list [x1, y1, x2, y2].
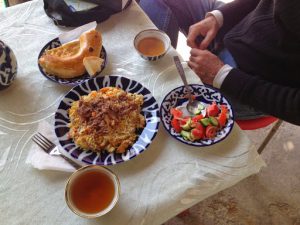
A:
[218, 114, 227, 127]
[170, 108, 183, 118]
[195, 122, 204, 131]
[191, 128, 204, 140]
[179, 116, 190, 126]
[171, 118, 182, 133]
[205, 125, 218, 139]
[221, 105, 228, 113]
[192, 114, 204, 123]
[218, 105, 228, 127]
[207, 101, 219, 117]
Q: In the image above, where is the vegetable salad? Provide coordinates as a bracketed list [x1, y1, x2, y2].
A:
[170, 101, 228, 141]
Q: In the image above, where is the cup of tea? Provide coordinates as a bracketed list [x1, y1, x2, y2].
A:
[65, 165, 120, 218]
[134, 29, 171, 61]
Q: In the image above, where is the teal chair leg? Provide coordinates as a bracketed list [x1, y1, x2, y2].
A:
[4, 0, 9, 7]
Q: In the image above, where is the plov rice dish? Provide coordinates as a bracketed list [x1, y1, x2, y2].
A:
[68, 87, 145, 153]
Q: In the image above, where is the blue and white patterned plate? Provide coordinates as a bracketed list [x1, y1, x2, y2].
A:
[38, 38, 107, 86]
[54, 75, 160, 165]
[160, 84, 234, 147]
[0, 40, 17, 90]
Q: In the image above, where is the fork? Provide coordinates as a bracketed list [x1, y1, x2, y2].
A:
[32, 132, 81, 170]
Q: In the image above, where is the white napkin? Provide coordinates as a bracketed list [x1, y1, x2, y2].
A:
[58, 21, 97, 44]
[26, 121, 78, 172]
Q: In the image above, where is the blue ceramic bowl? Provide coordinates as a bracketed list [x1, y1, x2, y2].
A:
[0, 40, 17, 90]
[160, 84, 234, 147]
[134, 29, 170, 61]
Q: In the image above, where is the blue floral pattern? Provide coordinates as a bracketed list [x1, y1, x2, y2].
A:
[160, 84, 234, 147]
[0, 40, 17, 90]
[38, 38, 107, 86]
[55, 75, 160, 165]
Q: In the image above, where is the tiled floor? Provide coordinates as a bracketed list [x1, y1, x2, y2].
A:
[164, 121, 300, 225]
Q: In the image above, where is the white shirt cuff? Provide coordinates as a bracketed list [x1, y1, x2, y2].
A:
[213, 64, 233, 89]
[206, 10, 223, 28]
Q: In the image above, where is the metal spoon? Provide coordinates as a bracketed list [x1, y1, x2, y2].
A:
[173, 56, 202, 115]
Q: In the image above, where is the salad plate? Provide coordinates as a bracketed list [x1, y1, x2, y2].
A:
[160, 84, 234, 147]
[54, 75, 160, 165]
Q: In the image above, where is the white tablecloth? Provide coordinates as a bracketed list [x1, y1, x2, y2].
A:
[0, 1, 265, 224]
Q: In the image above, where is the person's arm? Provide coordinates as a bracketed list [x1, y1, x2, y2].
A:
[220, 69, 300, 125]
[188, 49, 300, 125]
[217, 0, 260, 38]
[187, 0, 260, 50]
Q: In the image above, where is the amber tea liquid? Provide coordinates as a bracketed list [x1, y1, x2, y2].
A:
[69, 169, 115, 214]
[137, 37, 165, 56]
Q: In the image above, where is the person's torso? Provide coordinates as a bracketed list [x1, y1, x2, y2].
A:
[223, 0, 300, 87]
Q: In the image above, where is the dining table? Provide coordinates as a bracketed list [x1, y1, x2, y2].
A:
[0, 0, 266, 224]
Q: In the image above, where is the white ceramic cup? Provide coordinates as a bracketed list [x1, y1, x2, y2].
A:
[65, 165, 120, 218]
[134, 29, 171, 61]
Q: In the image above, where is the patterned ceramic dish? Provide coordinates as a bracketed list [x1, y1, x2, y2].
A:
[134, 29, 170, 61]
[55, 75, 160, 166]
[38, 38, 107, 86]
[0, 40, 17, 90]
[160, 84, 234, 147]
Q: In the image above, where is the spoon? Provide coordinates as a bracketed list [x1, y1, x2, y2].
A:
[173, 56, 202, 115]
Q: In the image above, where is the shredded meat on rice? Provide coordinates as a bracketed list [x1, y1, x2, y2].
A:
[68, 87, 145, 153]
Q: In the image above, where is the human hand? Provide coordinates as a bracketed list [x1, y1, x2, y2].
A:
[188, 48, 224, 85]
[187, 15, 219, 50]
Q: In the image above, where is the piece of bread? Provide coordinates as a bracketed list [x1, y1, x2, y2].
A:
[83, 56, 104, 77]
[39, 29, 102, 79]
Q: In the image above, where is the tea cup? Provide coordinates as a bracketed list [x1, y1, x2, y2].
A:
[65, 165, 120, 218]
[134, 29, 170, 61]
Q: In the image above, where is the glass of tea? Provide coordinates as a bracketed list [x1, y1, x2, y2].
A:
[65, 165, 120, 218]
[134, 29, 171, 61]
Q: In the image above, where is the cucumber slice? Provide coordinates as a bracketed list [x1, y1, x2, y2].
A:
[200, 118, 210, 127]
[209, 116, 219, 126]
[180, 130, 192, 141]
[194, 103, 205, 115]
[198, 103, 205, 111]
[181, 118, 192, 131]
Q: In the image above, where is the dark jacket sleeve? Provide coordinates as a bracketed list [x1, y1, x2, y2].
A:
[221, 68, 300, 125]
[274, 0, 300, 40]
[217, 0, 260, 38]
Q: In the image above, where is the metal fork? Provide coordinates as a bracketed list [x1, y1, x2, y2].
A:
[32, 132, 81, 170]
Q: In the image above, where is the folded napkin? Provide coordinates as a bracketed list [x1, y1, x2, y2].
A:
[26, 121, 79, 172]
